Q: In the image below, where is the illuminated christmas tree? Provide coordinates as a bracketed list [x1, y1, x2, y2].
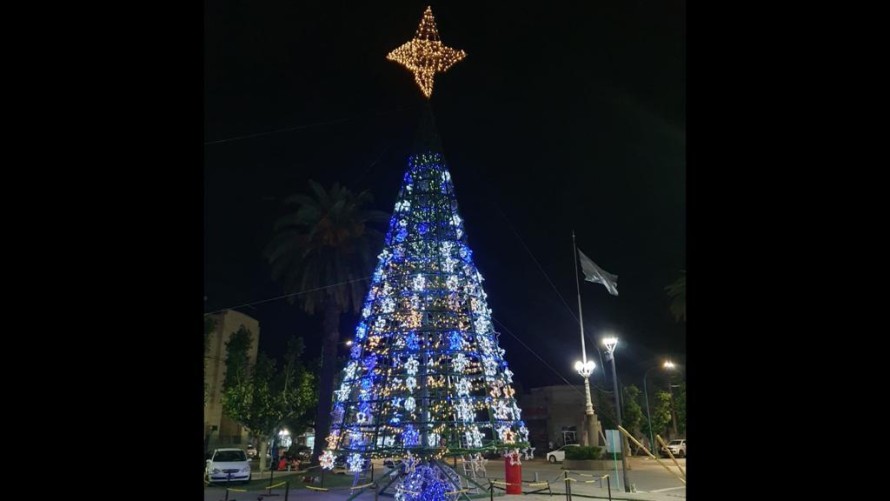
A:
[318, 7, 527, 499]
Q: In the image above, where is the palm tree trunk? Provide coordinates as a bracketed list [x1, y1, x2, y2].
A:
[312, 299, 341, 463]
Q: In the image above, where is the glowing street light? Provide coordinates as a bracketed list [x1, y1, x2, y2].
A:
[602, 336, 631, 493]
[574, 360, 596, 379]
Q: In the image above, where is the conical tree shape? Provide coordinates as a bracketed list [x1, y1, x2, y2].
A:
[319, 110, 528, 472]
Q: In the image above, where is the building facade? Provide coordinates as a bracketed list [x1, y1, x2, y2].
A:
[204, 309, 260, 452]
[518, 385, 605, 453]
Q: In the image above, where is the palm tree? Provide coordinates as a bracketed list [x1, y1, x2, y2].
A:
[264, 180, 388, 463]
[665, 270, 686, 322]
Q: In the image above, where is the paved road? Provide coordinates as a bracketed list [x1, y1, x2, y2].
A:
[501, 456, 686, 496]
[204, 456, 686, 501]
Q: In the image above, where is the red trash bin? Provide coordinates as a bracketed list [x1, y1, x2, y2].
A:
[504, 455, 522, 494]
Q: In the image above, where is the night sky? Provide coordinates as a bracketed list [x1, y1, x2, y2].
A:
[204, 0, 685, 392]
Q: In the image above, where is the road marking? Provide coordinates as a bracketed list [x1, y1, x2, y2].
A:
[651, 486, 686, 493]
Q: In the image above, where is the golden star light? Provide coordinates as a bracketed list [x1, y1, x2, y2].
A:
[386, 6, 466, 98]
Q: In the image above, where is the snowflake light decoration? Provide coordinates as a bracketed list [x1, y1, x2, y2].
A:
[320, 450, 336, 470]
[348, 453, 366, 472]
[456, 378, 471, 396]
[452, 353, 469, 372]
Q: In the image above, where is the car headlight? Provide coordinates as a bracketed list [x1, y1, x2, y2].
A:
[212, 468, 220, 474]
[242, 466, 250, 472]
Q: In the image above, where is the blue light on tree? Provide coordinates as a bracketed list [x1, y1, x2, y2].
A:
[319, 145, 528, 470]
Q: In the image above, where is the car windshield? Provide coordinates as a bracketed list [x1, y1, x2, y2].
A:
[215, 450, 247, 462]
[669, 440, 683, 446]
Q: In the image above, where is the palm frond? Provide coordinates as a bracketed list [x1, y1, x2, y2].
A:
[665, 270, 686, 322]
[265, 180, 390, 316]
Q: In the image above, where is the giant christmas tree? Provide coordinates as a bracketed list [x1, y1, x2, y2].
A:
[319, 7, 528, 498]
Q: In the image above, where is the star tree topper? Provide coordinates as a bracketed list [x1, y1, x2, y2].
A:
[387, 6, 466, 98]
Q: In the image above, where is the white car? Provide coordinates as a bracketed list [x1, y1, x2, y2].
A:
[660, 439, 686, 458]
[205, 448, 252, 484]
[546, 444, 580, 463]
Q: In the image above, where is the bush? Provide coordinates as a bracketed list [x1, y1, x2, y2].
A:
[565, 446, 602, 460]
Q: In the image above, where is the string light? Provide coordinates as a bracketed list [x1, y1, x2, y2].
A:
[387, 6, 467, 98]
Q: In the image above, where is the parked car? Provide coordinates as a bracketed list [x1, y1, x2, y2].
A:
[289, 444, 312, 462]
[546, 444, 580, 463]
[660, 439, 686, 458]
[205, 448, 252, 484]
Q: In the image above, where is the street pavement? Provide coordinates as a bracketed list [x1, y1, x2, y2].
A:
[204, 456, 686, 501]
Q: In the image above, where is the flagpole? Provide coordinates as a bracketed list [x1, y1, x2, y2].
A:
[572, 231, 598, 447]
[572, 231, 589, 367]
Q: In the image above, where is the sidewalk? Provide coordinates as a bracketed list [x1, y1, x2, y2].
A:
[204, 485, 684, 501]
[207, 457, 685, 501]
[205, 474, 684, 501]
[204, 487, 686, 501]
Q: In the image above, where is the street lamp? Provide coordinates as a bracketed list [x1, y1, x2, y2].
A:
[571, 232, 600, 447]
[602, 336, 631, 493]
[574, 359, 597, 446]
[643, 360, 675, 456]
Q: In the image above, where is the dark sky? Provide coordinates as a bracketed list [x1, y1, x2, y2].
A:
[204, 0, 685, 392]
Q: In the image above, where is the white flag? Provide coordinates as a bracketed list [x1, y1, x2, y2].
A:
[578, 249, 618, 296]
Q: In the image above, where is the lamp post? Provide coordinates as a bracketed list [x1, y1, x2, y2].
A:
[643, 361, 675, 456]
[574, 359, 597, 447]
[571, 231, 600, 447]
[602, 336, 630, 493]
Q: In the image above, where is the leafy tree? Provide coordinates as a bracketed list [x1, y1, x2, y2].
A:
[642, 391, 673, 443]
[622, 384, 644, 438]
[204, 316, 217, 405]
[263, 180, 388, 462]
[665, 270, 686, 322]
[277, 338, 318, 447]
[221, 330, 316, 472]
[594, 386, 617, 430]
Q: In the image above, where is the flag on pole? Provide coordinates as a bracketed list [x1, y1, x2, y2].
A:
[578, 249, 619, 296]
